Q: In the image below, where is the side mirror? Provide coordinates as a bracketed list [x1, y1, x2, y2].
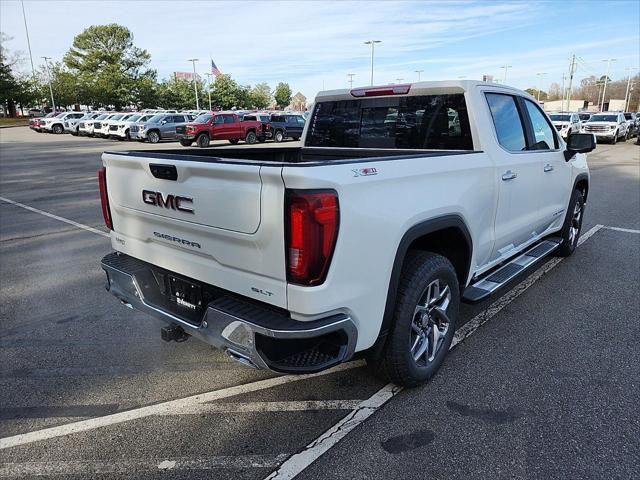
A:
[161, 120, 167, 125]
[564, 133, 596, 161]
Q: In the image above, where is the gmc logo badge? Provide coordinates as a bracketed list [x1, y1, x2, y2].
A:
[142, 190, 194, 214]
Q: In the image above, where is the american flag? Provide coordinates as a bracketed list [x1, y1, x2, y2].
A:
[211, 60, 222, 77]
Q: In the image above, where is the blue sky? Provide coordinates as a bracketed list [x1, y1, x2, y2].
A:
[1, 0, 638, 100]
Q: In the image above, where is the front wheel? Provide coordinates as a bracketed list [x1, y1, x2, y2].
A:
[245, 131, 257, 144]
[52, 124, 64, 134]
[612, 132, 618, 144]
[556, 189, 585, 257]
[179, 139, 193, 147]
[196, 133, 210, 148]
[147, 130, 160, 144]
[367, 251, 459, 387]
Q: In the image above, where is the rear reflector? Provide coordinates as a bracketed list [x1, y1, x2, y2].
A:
[98, 167, 113, 230]
[350, 84, 412, 97]
[286, 190, 339, 286]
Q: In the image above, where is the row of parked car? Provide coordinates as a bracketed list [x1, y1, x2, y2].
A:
[29, 109, 307, 147]
[549, 111, 639, 144]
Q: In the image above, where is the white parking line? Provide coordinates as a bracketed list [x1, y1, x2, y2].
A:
[602, 225, 640, 234]
[0, 360, 364, 450]
[265, 224, 605, 480]
[0, 196, 109, 238]
[163, 400, 364, 415]
[0, 454, 290, 477]
[265, 384, 402, 480]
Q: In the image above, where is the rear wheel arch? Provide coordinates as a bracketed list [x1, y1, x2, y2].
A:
[374, 216, 472, 347]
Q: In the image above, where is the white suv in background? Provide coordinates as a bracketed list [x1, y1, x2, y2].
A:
[65, 112, 99, 135]
[549, 112, 581, 139]
[582, 112, 629, 144]
[96, 113, 128, 138]
[109, 113, 155, 140]
[79, 113, 112, 136]
[41, 112, 85, 134]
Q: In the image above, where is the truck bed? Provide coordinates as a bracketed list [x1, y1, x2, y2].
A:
[105, 146, 478, 166]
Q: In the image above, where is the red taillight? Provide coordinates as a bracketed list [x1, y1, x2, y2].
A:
[285, 190, 339, 286]
[350, 84, 412, 97]
[98, 167, 113, 230]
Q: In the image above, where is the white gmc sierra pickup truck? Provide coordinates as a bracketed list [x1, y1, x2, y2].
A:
[99, 81, 595, 386]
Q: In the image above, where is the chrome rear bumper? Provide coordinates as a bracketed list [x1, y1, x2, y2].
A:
[101, 252, 357, 373]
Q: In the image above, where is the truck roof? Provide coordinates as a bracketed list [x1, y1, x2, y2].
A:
[315, 80, 524, 102]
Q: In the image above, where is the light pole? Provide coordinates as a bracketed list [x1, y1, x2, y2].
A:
[600, 58, 616, 111]
[501, 64, 512, 82]
[347, 73, 355, 88]
[415, 70, 424, 81]
[536, 72, 547, 102]
[41, 57, 56, 112]
[623, 67, 638, 111]
[204, 73, 213, 111]
[364, 40, 381, 85]
[188, 59, 200, 110]
[21, 1, 36, 79]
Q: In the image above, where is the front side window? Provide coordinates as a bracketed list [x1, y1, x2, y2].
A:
[523, 99, 557, 150]
[213, 115, 224, 124]
[223, 114, 235, 123]
[485, 93, 526, 152]
[307, 93, 473, 150]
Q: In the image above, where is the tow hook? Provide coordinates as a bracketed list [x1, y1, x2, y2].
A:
[161, 324, 189, 342]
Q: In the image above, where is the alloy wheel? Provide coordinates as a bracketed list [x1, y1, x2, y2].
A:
[568, 201, 582, 246]
[410, 279, 451, 366]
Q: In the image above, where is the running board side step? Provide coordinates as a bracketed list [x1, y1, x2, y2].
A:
[462, 237, 562, 304]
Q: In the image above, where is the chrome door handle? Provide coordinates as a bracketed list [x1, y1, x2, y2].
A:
[502, 170, 517, 181]
[544, 164, 554, 172]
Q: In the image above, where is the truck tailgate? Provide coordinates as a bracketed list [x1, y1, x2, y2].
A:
[102, 152, 287, 308]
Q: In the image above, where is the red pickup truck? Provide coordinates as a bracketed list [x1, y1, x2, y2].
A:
[176, 112, 270, 147]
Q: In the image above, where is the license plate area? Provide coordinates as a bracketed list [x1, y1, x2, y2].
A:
[168, 275, 203, 312]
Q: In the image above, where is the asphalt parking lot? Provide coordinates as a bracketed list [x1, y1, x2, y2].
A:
[0, 127, 638, 479]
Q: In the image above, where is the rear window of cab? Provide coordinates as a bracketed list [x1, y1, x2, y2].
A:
[306, 94, 473, 150]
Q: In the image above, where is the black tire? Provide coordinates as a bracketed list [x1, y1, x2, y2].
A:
[612, 131, 617, 144]
[71, 128, 79, 136]
[125, 130, 130, 141]
[229, 139, 239, 145]
[556, 189, 585, 257]
[196, 133, 210, 148]
[245, 131, 257, 144]
[147, 130, 160, 144]
[292, 136, 300, 141]
[273, 130, 284, 143]
[258, 136, 266, 143]
[367, 251, 459, 387]
[179, 139, 193, 147]
[52, 124, 63, 134]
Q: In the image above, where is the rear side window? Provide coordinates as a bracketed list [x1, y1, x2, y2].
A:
[306, 94, 473, 150]
[485, 93, 526, 152]
[271, 115, 285, 122]
[523, 99, 557, 150]
[223, 115, 235, 123]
